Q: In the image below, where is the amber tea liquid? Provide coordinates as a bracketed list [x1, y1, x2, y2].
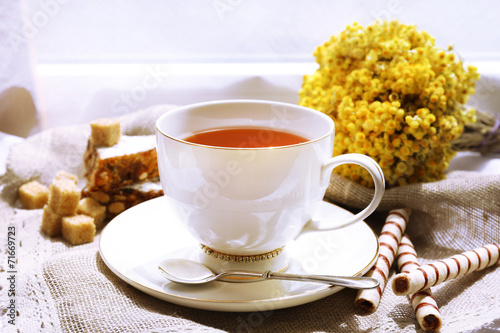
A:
[184, 127, 308, 148]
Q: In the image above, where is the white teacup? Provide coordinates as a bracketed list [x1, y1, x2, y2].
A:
[156, 100, 384, 262]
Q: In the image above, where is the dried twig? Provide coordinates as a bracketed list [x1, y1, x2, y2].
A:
[452, 109, 500, 155]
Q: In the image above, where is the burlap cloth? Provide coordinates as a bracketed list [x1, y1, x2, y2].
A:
[1, 105, 499, 333]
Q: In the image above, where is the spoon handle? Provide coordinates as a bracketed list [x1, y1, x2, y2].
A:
[267, 272, 379, 289]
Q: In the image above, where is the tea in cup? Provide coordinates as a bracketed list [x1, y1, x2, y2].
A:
[156, 100, 384, 265]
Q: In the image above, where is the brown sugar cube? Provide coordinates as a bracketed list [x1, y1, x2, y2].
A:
[61, 215, 96, 245]
[41, 205, 63, 236]
[90, 118, 121, 147]
[18, 181, 49, 209]
[53, 170, 78, 184]
[77, 197, 107, 229]
[48, 179, 81, 215]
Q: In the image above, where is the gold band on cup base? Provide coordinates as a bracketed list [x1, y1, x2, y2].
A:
[200, 244, 285, 263]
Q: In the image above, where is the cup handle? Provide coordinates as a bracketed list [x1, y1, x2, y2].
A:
[312, 153, 385, 230]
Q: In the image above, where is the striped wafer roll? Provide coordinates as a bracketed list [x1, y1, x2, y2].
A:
[393, 243, 500, 296]
[354, 208, 412, 312]
[397, 234, 442, 332]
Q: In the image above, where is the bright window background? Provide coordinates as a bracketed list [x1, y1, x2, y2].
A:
[3, 0, 500, 133]
[26, 1, 500, 62]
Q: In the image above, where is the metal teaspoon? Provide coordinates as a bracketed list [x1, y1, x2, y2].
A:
[158, 258, 379, 290]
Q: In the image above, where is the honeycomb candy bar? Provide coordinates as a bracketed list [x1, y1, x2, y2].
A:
[84, 135, 158, 192]
[81, 179, 163, 219]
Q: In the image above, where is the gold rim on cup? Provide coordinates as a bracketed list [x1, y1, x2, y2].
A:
[200, 244, 285, 263]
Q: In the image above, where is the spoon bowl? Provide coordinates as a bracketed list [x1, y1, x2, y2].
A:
[158, 258, 379, 289]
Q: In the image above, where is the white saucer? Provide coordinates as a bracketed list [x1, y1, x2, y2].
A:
[99, 196, 379, 312]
